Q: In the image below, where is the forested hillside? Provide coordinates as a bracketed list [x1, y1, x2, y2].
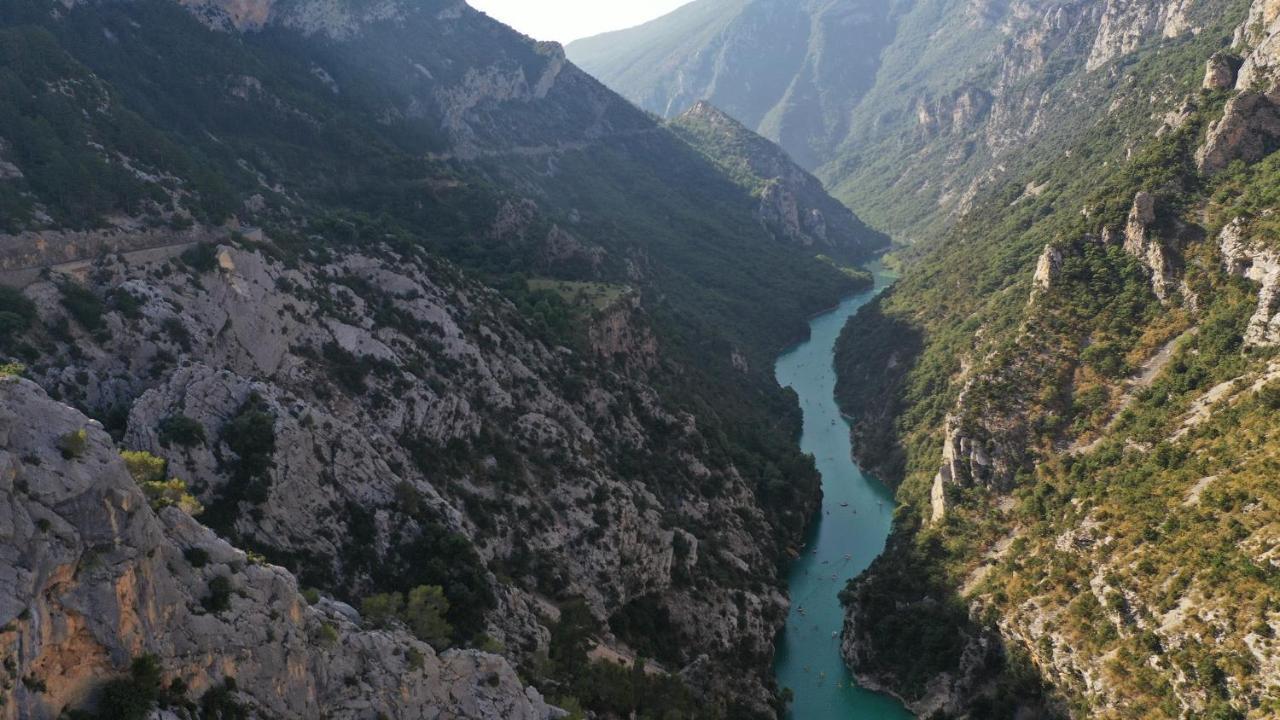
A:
[833, 0, 1280, 716]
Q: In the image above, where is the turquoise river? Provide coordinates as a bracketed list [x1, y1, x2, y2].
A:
[773, 263, 913, 720]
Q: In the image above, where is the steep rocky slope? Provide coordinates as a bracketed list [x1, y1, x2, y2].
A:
[0, 374, 555, 720]
[832, 0, 1280, 717]
[6, 237, 800, 714]
[670, 101, 888, 259]
[0, 0, 871, 716]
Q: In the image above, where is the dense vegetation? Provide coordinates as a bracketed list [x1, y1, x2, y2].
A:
[832, 1, 1280, 715]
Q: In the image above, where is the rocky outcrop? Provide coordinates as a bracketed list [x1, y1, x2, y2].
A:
[1199, 0, 1280, 172]
[1197, 91, 1280, 173]
[489, 199, 608, 276]
[12, 239, 795, 713]
[1122, 192, 1176, 301]
[758, 180, 828, 248]
[586, 293, 658, 369]
[1236, 0, 1280, 89]
[1031, 244, 1065, 297]
[914, 86, 993, 138]
[672, 101, 887, 256]
[0, 376, 556, 720]
[925, 377, 1026, 525]
[1204, 52, 1242, 90]
[1220, 218, 1280, 346]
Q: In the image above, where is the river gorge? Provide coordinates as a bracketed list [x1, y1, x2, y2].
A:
[774, 264, 912, 719]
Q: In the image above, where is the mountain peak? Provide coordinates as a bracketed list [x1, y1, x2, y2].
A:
[680, 99, 742, 127]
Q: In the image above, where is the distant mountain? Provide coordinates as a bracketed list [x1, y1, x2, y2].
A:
[671, 100, 888, 260]
[567, 0, 897, 171]
[569, 0, 1229, 244]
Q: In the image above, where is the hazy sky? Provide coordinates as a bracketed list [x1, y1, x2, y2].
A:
[467, 0, 693, 43]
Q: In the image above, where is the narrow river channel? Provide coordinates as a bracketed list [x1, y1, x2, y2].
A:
[773, 262, 913, 719]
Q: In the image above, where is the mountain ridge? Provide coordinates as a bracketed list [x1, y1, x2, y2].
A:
[567, 0, 1234, 244]
[670, 100, 889, 259]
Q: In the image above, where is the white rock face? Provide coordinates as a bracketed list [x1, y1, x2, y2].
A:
[0, 377, 556, 720]
[1220, 218, 1280, 346]
[1199, 0, 1280, 172]
[1030, 243, 1064, 300]
[1204, 52, 1241, 90]
[929, 472, 948, 524]
[1122, 192, 1174, 301]
[1086, 0, 1198, 72]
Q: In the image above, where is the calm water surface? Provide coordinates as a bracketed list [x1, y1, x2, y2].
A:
[773, 263, 913, 720]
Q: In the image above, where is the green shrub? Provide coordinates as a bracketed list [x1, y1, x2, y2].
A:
[94, 655, 163, 720]
[315, 622, 339, 647]
[202, 575, 233, 614]
[58, 429, 88, 459]
[121, 449, 166, 483]
[403, 586, 452, 650]
[1258, 381, 1280, 410]
[406, 647, 425, 671]
[181, 243, 219, 274]
[158, 415, 206, 448]
[202, 393, 277, 534]
[140, 477, 203, 516]
[184, 547, 210, 568]
[222, 394, 275, 479]
[360, 585, 453, 651]
[360, 591, 403, 629]
[120, 450, 202, 514]
[21, 675, 46, 692]
[161, 317, 191, 351]
[108, 288, 143, 320]
[58, 282, 104, 331]
[321, 342, 371, 393]
[199, 680, 248, 720]
[0, 286, 36, 346]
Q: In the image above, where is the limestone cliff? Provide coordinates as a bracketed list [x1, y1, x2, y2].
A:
[670, 101, 888, 258]
[1220, 218, 1280, 346]
[0, 376, 555, 720]
[1199, 0, 1280, 172]
[0, 0, 867, 714]
[11, 236, 797, 714]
